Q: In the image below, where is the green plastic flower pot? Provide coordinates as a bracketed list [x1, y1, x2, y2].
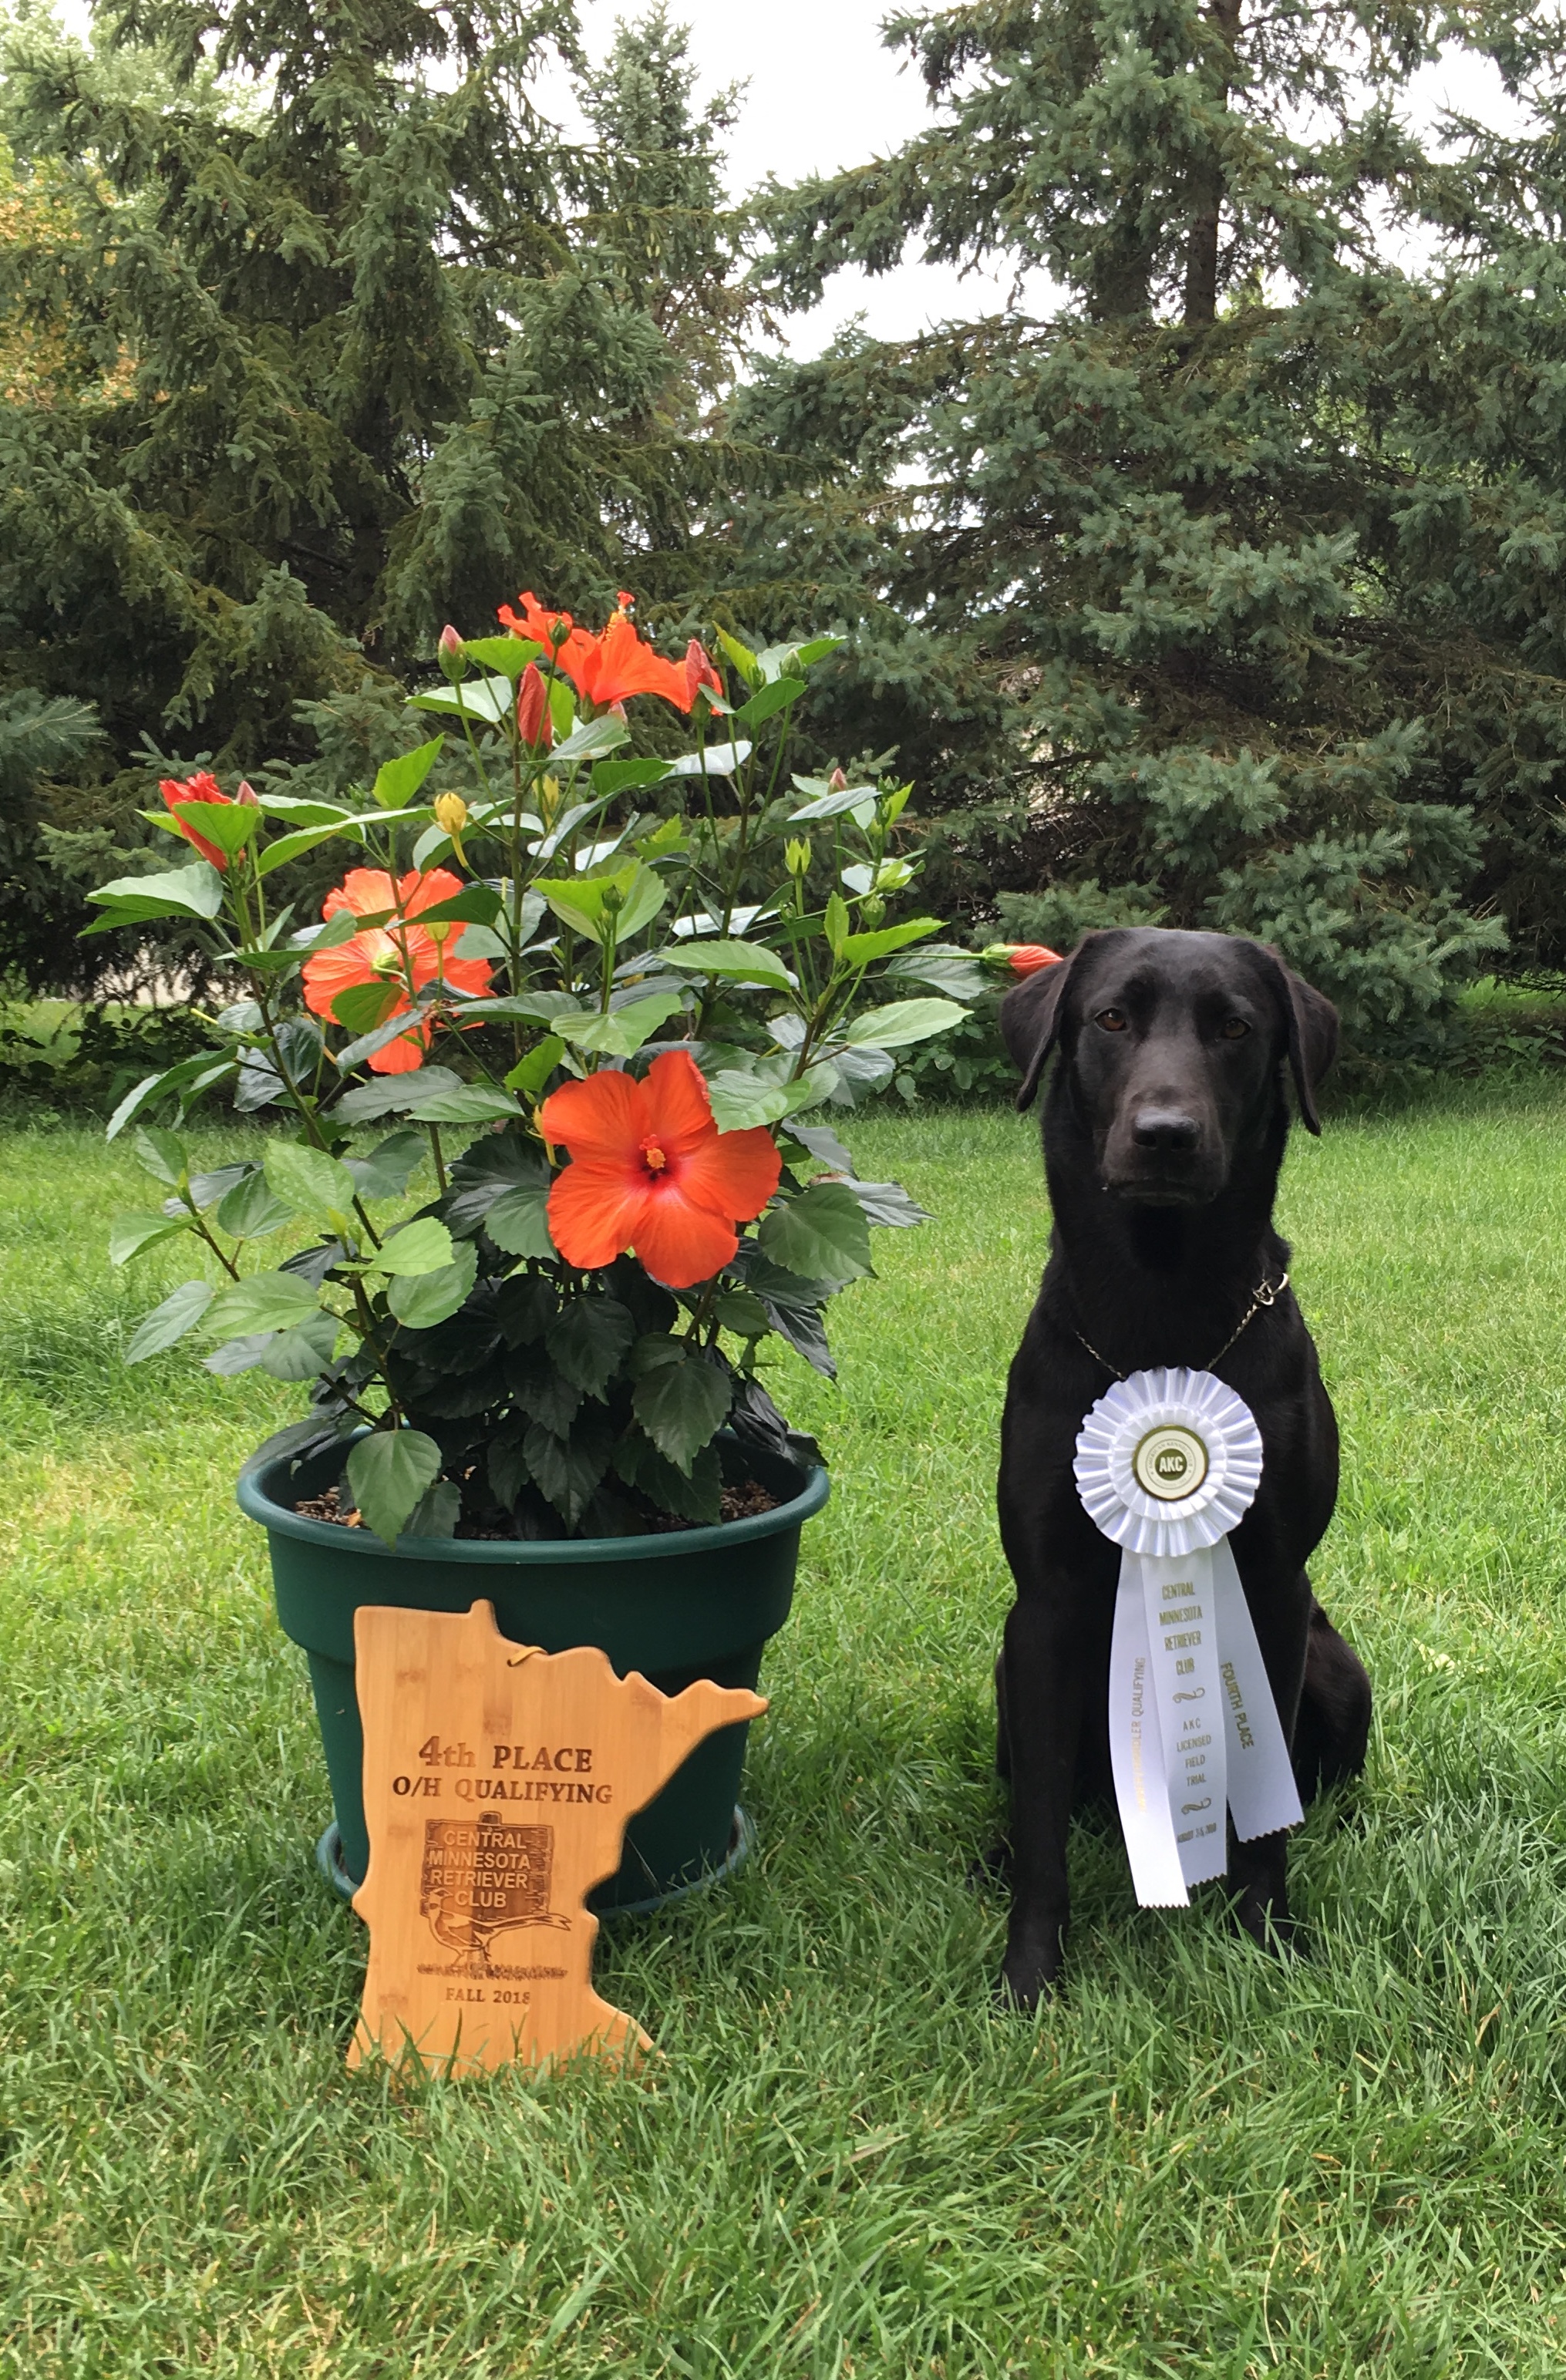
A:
[237, 1435, 828, 1914]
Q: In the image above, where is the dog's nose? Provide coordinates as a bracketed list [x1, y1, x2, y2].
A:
[1133, 1106, 1200, 1151]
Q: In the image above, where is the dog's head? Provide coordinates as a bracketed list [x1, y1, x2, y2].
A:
[1001, 927, 1337, 1207]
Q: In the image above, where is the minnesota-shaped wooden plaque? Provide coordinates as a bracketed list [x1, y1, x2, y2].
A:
[349, 1599, 766, 2075]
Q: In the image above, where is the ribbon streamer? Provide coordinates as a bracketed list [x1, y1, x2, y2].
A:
[1075, 1367, 1303, 1908]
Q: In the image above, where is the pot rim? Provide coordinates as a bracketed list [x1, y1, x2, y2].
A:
[237, 1434, 830, 1565]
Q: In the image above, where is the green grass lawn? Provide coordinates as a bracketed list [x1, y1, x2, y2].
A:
[4, 1088, 1566, 2376]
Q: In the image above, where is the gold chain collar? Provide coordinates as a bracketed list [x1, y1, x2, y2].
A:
[1071, 1273, 1290, 1385]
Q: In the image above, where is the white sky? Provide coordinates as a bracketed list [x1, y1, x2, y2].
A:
[545, 0, 1061, 352]
[55, 0, 1534, 355]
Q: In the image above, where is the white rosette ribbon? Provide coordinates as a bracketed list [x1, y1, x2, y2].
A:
[1073, 1367, 1303, 1908]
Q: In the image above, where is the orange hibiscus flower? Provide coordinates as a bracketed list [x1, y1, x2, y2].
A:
[301, 867, 493, 1073]
[539, 1049, 781, 1288]
[160, 770, 256, 870]
[497, 591, 693, 713]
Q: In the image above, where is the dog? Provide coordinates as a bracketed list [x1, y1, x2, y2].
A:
[992, 927, 1372, 2005]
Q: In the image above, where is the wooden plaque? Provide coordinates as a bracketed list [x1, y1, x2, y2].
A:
[348, 1599, 766, 2076]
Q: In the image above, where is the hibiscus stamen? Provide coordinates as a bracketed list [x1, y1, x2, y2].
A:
[642, 1140, 668, 1175]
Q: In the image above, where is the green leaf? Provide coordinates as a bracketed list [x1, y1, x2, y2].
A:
[399, 1083, 521, 1124]
[523, 1414, 613, 1528]
[793, 635, 844, 669]
[592, 757, 675, 799]
[259, 795, 360, 828]
[84, 861, 225, 927]
[204, 1271, 322, 1339]
[343, 1129, 426, 1203]
[347, 1429, 443, 1547]
[758, 1180, 873, 1288]
[408, 675, 516, 725]
[215, 1171, 294, 1239]
[330, 979, 403, 1035]
[552, 993, 684, 1058]
[124, 1279, 216, 1365]
[549, 714, 630, 764]
[535, 874, 608, 944]
[104, 1053, 234, 1140]
[370, 736, 443, 810]
[460, 635, 543, 675]
[256, 821, 362, 877]
[789, 782, 877, 823]
[667, 740, 751, 778]
[166, 799, 259, 857]
[547, 675, 576, 740]
[841, 998, 968, 1049]
[497, 1274, 560, 1348]
[403, 1480, 462, 1538]
[546, 1295, 635, 1398]
[615, 1429, 722, 1525]
[443, 1132, 547, 1232]
[631, 1350, 732, 1474]
[659, 940, 793, 988]
[453, 924, 508, 961]
[484, 1185, 557, 1258]
[715, 627, 759, 686]
[838, 917, 944, 966]
[109, 1210, 192, 1265]
[409, 882, 503, 927]
[371, 1217, 456, 1276]
[705, 1069, 823, 1132]
[335, 1065, 463, 1123]
[714, 1288, 770, 1339]
[258, 1310, 342, 1380]
[614, 860, 668, 941]
[736, 676, 804, 729]
[844, 1178, 932, 1227]
[298, 905, 370, 951]
[264, 1142, 359, 1226]
[387, 1240, 479, 1328]
[133, 1124, 187, 1187]
[504, 1035, 565, 1100]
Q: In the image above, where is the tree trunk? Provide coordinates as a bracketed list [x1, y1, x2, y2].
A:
[1183, 0, 1243, 325]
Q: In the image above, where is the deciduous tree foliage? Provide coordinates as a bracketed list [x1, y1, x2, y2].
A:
[736, 0, 1566, 1051]
[0, 0, 749, 985]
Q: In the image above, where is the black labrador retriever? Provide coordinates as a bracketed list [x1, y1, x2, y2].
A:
[992, 927, 1371, 2005]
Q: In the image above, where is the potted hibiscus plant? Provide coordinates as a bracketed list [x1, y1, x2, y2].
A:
[89, 596, 980, 1908]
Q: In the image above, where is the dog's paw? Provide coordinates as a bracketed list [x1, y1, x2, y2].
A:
[1233, 1895, 1308, 1961]
[995, 1933, 1063, 2011]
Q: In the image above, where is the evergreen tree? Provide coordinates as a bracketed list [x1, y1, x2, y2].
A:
[735, 0, 1566, 1051]
[0, 0, 750, 985]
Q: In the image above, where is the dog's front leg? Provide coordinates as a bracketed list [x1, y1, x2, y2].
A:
[997, 1592, 1086, 2007]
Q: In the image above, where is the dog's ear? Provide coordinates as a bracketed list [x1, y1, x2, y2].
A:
[1001, 946, 1083, 1112]
[1254, 944, 1337, 1133]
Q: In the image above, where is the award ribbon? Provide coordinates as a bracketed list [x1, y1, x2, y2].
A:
[1073, 1367, 1303, 1907]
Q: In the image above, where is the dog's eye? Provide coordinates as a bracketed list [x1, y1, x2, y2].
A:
[1219, 1017, 1251, 1040]
[1094, 1008, 1128, 1032]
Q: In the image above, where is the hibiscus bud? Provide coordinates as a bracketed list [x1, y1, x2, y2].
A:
[828, 766, 848, 792]
[433, 793, 469, 837]
[784, 838, 811, 878]
[235, 779, 259, 807]
[539, 773, 561, 825]
[437, 624, 465, 683]
[516, 664, 552, 749]
[684, 637, 722, 710]
[860, 894, 886, 927]
[980, 942, 1064, 975]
